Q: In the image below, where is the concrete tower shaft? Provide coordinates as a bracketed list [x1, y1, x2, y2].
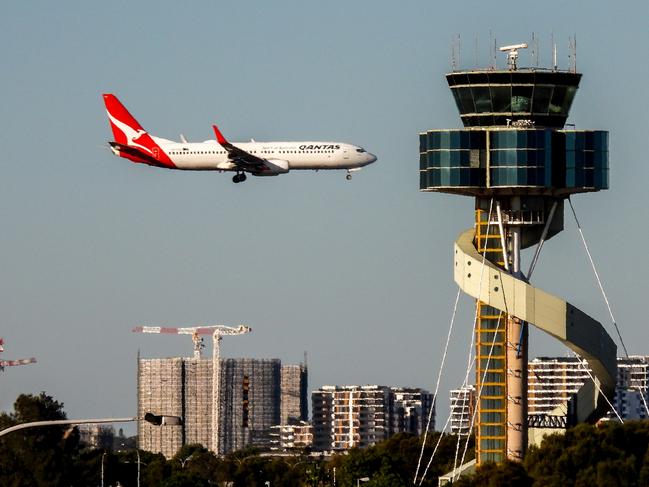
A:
[420, 65, 616, 464]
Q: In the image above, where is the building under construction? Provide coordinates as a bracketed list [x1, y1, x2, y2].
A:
[138, 357, 307, 457]
[280, 363, 308, 425]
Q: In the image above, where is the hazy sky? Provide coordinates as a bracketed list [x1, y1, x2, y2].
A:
[1, 1, 647, 433]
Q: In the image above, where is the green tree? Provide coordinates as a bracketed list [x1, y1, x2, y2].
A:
[0, 392, 79, 487]
[329, 432, 475, 486]
[525, 422, 649, 487]
[171, 443, 222, 480]
[141, 451, 172, 487]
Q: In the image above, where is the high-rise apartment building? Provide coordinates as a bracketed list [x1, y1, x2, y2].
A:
[138, 357, 304, 457]
[527, 357, 590, 415]
[526, 356, 649, 419]
[392, 387, 435, 436]
[269, 422, 313, 451]
[311, 385, 434, 452]
[449, 385, 476, 436]
[614, 356, 649, 420]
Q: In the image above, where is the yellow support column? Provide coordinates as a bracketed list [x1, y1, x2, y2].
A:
[474, 209, 508, 464]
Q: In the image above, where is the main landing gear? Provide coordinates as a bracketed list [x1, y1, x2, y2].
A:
[232, 172, 247, 184]
[346, 171, 353, 181]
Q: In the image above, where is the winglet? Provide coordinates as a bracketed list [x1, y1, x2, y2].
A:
[212, 125, 228, 145]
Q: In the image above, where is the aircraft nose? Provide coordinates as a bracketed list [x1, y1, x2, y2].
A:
[367, 153, 377, 164]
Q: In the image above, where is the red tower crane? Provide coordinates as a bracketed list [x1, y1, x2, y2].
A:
[0, 338, 37, 372]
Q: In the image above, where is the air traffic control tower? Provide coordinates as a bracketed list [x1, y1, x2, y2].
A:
[420, 45, 617, 464]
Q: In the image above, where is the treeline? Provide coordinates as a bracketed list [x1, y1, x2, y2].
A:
[455, 421, 649, 487]
[1, 392, 649, 486]
[0, 392, 459, 486]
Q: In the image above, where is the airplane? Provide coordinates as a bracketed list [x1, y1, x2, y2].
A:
[102, 94, 376, 183]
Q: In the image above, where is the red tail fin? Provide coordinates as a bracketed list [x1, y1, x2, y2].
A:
[102, 94, 148, 146]
[102, 94, 176, 168]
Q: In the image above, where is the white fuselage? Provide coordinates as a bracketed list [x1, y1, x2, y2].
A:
[148, 138, 376, 173]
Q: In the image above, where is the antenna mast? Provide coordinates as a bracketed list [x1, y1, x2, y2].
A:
[569, 35, 577, 73]
[451, 36, 457, 71]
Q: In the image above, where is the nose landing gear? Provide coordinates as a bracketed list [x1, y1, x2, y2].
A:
[232, 172, 247, 183]
[346, 171, 352, 181]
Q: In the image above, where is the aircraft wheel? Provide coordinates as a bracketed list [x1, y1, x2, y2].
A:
[240, 173, 247, 182]
[232, 174, 240, 183]
[346, 174, 352, 181]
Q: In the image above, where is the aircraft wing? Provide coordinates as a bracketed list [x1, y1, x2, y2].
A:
[212, 125, 268, 173]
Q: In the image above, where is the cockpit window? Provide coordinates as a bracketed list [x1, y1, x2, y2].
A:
[356, 148, 366, 153]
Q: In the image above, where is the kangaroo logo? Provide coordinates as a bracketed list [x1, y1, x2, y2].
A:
[106, 110, 154, 155]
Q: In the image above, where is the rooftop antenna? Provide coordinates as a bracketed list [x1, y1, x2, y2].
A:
[457, 34, 462, 70]
[474, 33, 479, 67]
[552, 32, 557, 71]
[531, 32, 539, 67]
[569, 35, 577, 73]
[499, 43, 528, 71]
[451, 36, 457, 71]
[488, 30, 493, 69]
[492, 34, 498, 70]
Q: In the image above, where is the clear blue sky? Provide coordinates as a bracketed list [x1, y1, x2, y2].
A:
[1, 1, 647, 431]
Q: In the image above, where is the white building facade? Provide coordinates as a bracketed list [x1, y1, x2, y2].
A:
[311, 385, 434, 452]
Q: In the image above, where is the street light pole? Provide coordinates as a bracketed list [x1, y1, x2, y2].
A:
[0, 414, 182, 438]
[101, 452, 107, 487]
[0, 417, 137, 438]
[0, 414, 181, 487]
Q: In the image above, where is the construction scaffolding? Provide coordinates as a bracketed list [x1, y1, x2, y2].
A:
[280, 363, 308, 425]
[183, 359, 213, 449]
[219, 358, 281, 453]
[137, 358, 184, 458]
[138, 356, 295, 457]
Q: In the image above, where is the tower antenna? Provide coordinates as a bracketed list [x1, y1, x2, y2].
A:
[569, 35, 577, 73]
[531, 32, 540, 67]
[531, 33, 535, 66]
[451, 36, 457, 71]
